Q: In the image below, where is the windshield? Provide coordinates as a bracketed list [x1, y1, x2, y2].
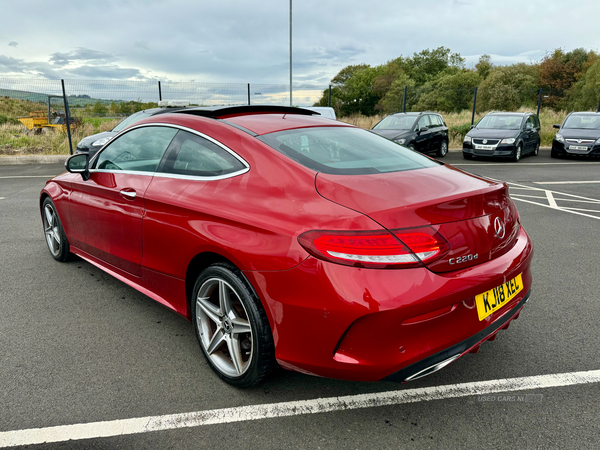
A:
[476, 115, 522, 130]
[563, 114, 600, 130]
[258, 127, 439, 175]
[112, 111, 154, 132]
[372, 115, 417, 130]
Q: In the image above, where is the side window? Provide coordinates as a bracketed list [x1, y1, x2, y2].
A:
[160, 130, 247, 177]
[435, 115, 446, 126]
[95, 126, 177, 173]
[416, 115, 431, 130]
[525, 117, 534, 130]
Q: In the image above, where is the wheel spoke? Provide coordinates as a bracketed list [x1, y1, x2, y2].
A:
[226, 335, 245, 375]
[219, 281, 233, 316]
[197, 297, 221, 324]
[44, 207, 54, 227]
[53, 228, 61, 245]
[231, 316, 251, 335]
[206, 327, 226, 355]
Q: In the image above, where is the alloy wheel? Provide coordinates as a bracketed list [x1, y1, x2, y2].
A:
[196, 277, 253, 377]
[43, 203, 61, 257]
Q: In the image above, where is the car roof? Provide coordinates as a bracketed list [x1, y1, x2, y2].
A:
[391, 111, 437, 116]
[486, 112, 530, 116]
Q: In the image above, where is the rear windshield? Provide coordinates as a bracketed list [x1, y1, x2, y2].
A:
[476, 115, 522, 130]
[372, 115, 416, 130]
[257, 126, 439, 175]
[563, 114, 600, 130]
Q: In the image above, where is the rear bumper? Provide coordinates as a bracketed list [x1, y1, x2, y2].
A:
[384, 290, 530, 382]
[245, 226, 533, 382]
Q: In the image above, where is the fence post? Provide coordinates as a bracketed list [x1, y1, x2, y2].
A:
[536, 88, 543, 117]
[471, 87, 478, 126]
[60, 80, 73, 156]
[403, 86, 407, 113]
[328, 85, 332, 107]
[248, 83, 251, 106]
[597, 95, 600, 112]
[158, 81, 162, 101]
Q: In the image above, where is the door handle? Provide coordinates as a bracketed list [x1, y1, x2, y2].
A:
[120, 190, 136, 199]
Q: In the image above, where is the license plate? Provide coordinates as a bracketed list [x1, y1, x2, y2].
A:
[568, 145, 588, 151]
[474, 145, 494, 150]
[475, 274, 523, 321]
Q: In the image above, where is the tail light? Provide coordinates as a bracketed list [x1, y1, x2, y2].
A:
[298, 226, 450, 269]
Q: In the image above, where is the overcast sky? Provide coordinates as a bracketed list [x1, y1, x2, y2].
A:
[1, 0, 599, 88]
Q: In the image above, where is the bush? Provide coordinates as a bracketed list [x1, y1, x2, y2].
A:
[449, 123, 472, 143]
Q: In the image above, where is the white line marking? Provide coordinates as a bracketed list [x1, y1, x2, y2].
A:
[533, 181, 600, 185]
[1, 369, 599, 448]
[545, 190, 558, 208]
[512, 195, 600, 205]
[0, 176, 55, 179]
[513, 197, 600, 220]
[560, 206, 600, 213]
[0, 197, 5, 200]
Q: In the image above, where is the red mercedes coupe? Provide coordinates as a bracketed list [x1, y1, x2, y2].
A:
[40, 106, 533, 387]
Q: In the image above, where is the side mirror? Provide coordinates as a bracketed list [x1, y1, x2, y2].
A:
[419, 127, 428, 133]
[470, 125, 476, 129]
[553, 124, 560, 129]
[65, 154, 90, 181]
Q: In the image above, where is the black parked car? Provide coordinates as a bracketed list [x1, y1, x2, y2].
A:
[463, 112, 540, 162]
[551, 112, 600, 158]
[75, 101, 191, 158]
[371, 112, 449, 157]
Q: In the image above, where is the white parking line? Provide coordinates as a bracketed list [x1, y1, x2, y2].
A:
[533, 181, 600, 184]
[1, 369, 599, 448]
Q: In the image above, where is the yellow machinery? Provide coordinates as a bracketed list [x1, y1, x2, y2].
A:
[18, 111, 80, 134]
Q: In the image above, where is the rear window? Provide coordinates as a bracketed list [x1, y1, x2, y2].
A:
[257, 127, 439, 175]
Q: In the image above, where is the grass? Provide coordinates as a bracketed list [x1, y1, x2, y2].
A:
[339, 107, 566, 148]
[0, 107, 567, 156]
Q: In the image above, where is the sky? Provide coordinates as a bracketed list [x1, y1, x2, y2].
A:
[1, 0, 599, 105]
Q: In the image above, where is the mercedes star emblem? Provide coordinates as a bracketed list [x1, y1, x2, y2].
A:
[494, 217, 506, 239]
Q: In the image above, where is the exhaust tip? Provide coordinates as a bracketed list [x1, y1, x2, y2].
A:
[404, 354, 462, 382]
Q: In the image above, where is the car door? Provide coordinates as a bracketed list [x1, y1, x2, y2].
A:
[522, 116, 535, 152]
[67, 125, 178, 276]
[413, 115, 431, 153]
[428, 114, 442, 151]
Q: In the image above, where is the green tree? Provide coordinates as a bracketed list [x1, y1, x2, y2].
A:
[376, 74, 415, 114]
[568, 59, 600, 111]
[413, 71, 480, 113]
[476, 64, 538, 112]
[476, 54, 493, 80]
[405, 47, 464, 85]
[92, 101, 108, 115]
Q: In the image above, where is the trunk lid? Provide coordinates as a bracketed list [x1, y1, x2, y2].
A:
[315, 165, 520, 273]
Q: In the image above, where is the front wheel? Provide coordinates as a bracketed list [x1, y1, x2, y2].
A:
[533, 141, 540, 156]
[463, 152, 473, 160]
[513, 144, 522, 162]
[42, 197, 71, 262]
[191, 263, 275, 387]
[437, 140, 448, 157]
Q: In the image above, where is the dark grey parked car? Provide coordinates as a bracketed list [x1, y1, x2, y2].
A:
[462, 112, 540, 162]
[75, 102, 191, 158]
[551, 112, 600, 158]
[371, 112, 449, 157]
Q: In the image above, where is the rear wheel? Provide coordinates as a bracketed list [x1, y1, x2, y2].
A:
[42, 198, 71, 262]
[513, 144, 522, 162]
[437, 140, 448, 157]
[191, 263, 275, 387]
[533, 141, 540, 156]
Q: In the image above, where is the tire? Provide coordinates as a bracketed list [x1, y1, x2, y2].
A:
[533, 141, 540, 156]
[191, 263, 275, 387]
[551, 149, 560, 159]
[42, 197, 71, 262]
[408, 144, 417, 152]
[513, 144, 522, 162]
[437, 140, 448, 157]
[463, 152, 473, 160]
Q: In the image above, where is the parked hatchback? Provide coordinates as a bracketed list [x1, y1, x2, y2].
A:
[551, 112, 600, 158]
[42, 105, 532, 387]
[371, 112, 449, 157]
[463, 112, 540, 162]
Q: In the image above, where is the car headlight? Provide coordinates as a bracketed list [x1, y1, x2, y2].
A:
[501, 138, 516, 144]
[393, 138, 406, 145]
[463, 136, 471, 144]
[92, 137, 111, 147]
[555, 134, 564, 143]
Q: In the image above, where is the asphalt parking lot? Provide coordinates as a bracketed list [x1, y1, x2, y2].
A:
[1, 150, 599, 449]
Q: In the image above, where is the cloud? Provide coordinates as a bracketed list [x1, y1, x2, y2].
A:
[49, 48, 117, 66]
[68, 65, 143, 79]
[8, 41, 18, 47]
[134, 41, 150, 51]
